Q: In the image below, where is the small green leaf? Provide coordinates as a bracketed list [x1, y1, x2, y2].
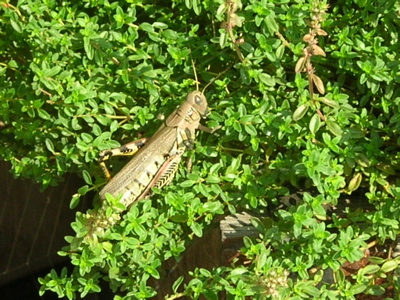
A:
[301, 285, 321, 297]
[82, 170, 92, 185]
[264, 15, 278, 35]
[44, 66, 61, 77]
[361, 264, 380, 275]
[240, 65, 251, 85]
[8, 60, 18, 68]
[203, 201, 222, 213]
[45, 138, 55, 153]
[172, 276, 184, 293]
[244, 124, 257, 136]
[81, 133, 93, 143]
[206, 175, 220, 184]
[140, 22, 154, 32]
[38, 109, 52, 120]
[381, 260, 398, 273]
[350, 284, 367, 294]
[354, 153, 371, 168]
[219, 30, 227, 48]
[192, 0, 201, 15]
[190, 222, 203, 237]
[258, 73, 275, 86]
[326, 119, 343, 137]
[10, 12, 23, 33]
[293, 103, 309, 121]
[276, 44, 285, 59]
[180, 180, 195, 188]
[347, 173, 362, 193]
[319, 97, 340, 109]
[70, 195, 80, 209]
[152, 22, 168, 29]
[162, 29, 178, 40]
[309, 113, 321, 135]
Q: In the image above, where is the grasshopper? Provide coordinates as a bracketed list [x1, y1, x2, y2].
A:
[83, 62, 230, 238]
[98, 90, 211, 207]
[84, 90, 215, 236]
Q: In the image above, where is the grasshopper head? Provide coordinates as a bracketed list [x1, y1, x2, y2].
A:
[186, 90, 209, 117]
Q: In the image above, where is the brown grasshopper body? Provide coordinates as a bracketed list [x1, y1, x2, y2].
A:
[98, 90, 209, 208]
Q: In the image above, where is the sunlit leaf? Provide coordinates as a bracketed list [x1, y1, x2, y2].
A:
[295, 57, 306, 73]
[312, 74, 325, 94]
[348, 173, 362, 193]
[293, 103, 309, 121]
[309, 113, 321, 135]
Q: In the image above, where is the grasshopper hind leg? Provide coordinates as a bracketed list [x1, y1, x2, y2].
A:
[99, 138, 148, 180]
[139, 153, 182, 199]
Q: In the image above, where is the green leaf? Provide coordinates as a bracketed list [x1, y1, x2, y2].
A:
[180, 180, 195, 188]
[83, 37, 94, 60]
[192, 0, 201, 15]
[219, 30, 227, 48]
[244, 124, 257, 136]
[206, 175, 221, 184]
[38, 108, 52, 120]
[276, 44, 285, 59]
[380, 260, 398, 273]
[240, 65, 252, 85]
[301, 284, 321, 297]
[140, 22, 154, 32]
[293, 103, 309, 121]
[350, 284, 367, 295]
[360, 264, 380, 275]
[326, 119, 343, 137]
[81, 133, 93, 143]
[10, 12, 23, 33]
[45, 138, 55, 153]
[203, 201, 222, 213]
[190, 222, 203, 237]
[347, 173, 362, 193]
[152, 22, 168, 29]
[162, 29, 178, 40]
[69, 194, 81, 209]
[264, 15, 278, 35]
[44, 66, 61, 77]
[172, 276, 184, 293]
[82, 170, 92, 185]
[8, 60, 18, 68]
[309, 113, 321, 135]
[258, 73, 275, 86]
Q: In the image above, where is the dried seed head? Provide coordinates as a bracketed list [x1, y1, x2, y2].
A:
[230, 13, 242, 27]
[316, 28, 328, 36]
[295, 56, 306, 73]
[236, 37, 245, 44]
[221, 21, 229, 30]
[303, 33, 314, 43]
[312, 45, 326, 57]
[311, 74, 325, 94]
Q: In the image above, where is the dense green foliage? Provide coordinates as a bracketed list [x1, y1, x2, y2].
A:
[2, 0, 400, 298]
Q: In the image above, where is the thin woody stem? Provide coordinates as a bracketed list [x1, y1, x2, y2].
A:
[226, 2, 245, 62]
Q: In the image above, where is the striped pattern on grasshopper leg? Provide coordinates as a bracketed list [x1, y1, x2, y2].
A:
[84, 91, 211, 239]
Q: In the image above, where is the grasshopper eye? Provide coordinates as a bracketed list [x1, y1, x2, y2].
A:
[194, 95, 203, 105]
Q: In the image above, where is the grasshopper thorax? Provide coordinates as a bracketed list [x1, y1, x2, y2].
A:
[186, 90, 209, 118]
[164, 90, 208, 127]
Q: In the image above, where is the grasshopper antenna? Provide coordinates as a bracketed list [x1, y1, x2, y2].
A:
[189, 45, 233, 94]
[190, 52, 200, 92]
[201, 63, 233, 94]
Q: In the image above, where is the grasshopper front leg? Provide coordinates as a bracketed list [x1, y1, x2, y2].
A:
[99, 138, 148, 180]
[198, 124, 221, 134]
